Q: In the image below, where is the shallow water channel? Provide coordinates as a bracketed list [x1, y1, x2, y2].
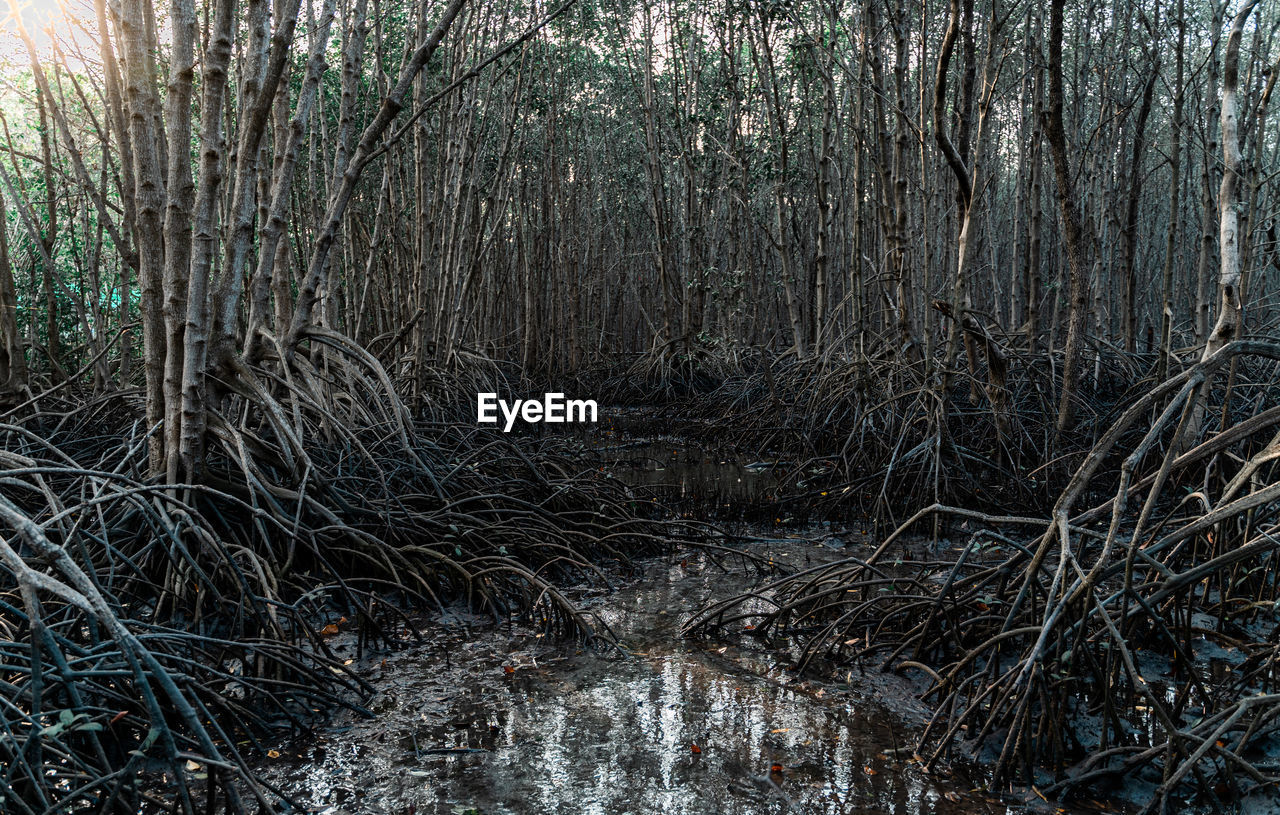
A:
[261, 420, 1097, 814]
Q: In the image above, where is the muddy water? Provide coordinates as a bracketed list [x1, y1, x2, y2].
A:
[260, 424, 1044, 814]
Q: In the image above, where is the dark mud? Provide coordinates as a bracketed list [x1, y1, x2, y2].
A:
[259, 545, 1015, 815]
[258, 414, 1118, 814]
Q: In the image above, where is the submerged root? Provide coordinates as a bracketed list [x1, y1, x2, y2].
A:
[687, 341, 1280, 812]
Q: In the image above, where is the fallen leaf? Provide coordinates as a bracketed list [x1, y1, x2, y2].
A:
[110, 710, 128, 725]
[320, 623, 340, 636]
[267, 750, 281, 759]
[186, 760, 201, 771]
[503, 665, 515, 675]
[770, 728, 789, 734]
[863, 766, 877, 775]
[690, 743, 702, 754]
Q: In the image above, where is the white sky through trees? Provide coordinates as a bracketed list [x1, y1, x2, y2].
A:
[1, 0, 94, 71]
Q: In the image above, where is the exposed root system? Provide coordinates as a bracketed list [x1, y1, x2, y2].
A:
[0, 361, 679, 812]
[687, 341, 1280, 812]
[631, 345, 1151, 526]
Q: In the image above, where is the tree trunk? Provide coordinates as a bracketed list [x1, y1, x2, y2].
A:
[1203, 0, 1261, 359]
[1158, 0, 1184, 379]
[0, 187, 24, 394]
[1045, 0, 1093, 433]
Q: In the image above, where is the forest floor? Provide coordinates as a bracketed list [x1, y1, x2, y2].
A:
[252, 416, 1136, 815]
[10, 356, 1280, 815]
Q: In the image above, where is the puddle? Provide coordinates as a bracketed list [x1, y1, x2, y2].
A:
[575, 409, 810, 519]
[260, 543, 1020, 815]
[258, 420, 1110, 814]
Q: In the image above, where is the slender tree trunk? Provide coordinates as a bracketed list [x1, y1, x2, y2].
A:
[1045, 0, 1093, 433]
[246, 0, 340, 362]
[1120, 50, 1158, 353]
[117, 0, 169, 473]
[176, 0, 236, 479]
[35, 84, 60, 375]
[286, 0, 469, 347]
[160, 0, 197, 481]
[1203, 0, 1261, 359]
[751, 9, 806, 358]
[0, 187, 24, 394]
[1158, 0, 1184, 379]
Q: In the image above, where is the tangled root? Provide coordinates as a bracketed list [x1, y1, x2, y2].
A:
[687, 341, 1280, 812]
[0, 338, 682, 812]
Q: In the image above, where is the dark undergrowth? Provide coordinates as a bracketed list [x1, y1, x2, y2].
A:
[563, 341, 1159, 527]
[10, 337, 1279, 814]
[0, 359, 690, 813]
[685, 340, 1280, 814]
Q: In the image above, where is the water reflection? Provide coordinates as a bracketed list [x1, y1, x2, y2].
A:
[581, 411, 792, 513]
[262, 552, 1012, 815]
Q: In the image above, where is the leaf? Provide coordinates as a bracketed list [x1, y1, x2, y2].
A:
[690, 743, 702, 754]
[140, 727, 160, 752]
[267, 749, 281, 758]
[320, 623, 340, 636]
[186, 760, 202, 771]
